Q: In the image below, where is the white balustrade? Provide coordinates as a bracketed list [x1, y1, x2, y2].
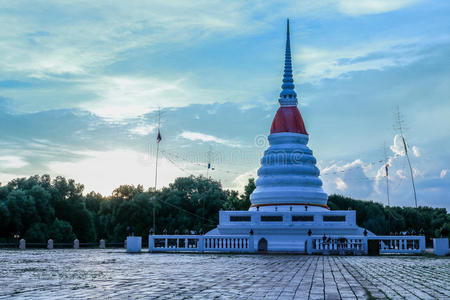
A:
[308, 236, 366, 255]
[377, 235, 425, 254]
[307, 235, 425, 255]
[148, 235, 254, 253]
[148, 234, 424, 255]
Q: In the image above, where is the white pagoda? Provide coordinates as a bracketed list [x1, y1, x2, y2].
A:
[204, 19, 368, 252]
[145, 20, 425, 255]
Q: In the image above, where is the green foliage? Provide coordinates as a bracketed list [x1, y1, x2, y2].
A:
[437, 222, 450, 238]
[223, 178, 254, 211]
[48, 218, 76, 242]
[0, 175, 448, 247]
[24, 223, 48, 242]
[328, 194, 450, 245]
[0, 175, 96, 243]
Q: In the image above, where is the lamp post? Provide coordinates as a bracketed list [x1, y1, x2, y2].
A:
[13, 233, 20, 248]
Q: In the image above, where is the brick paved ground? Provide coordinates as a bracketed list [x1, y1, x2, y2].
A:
[0, 249, 449, 299]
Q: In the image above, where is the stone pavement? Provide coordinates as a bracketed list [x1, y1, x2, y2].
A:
[0, 249, 449, 299]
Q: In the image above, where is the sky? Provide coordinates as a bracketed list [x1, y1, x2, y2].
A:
[0, 0, 449, 210]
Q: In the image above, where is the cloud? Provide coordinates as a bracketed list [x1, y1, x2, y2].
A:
[76, 75, 253, 119]
[0, 172, 26, 185]
[78, 76, 190, 119]
[337, 0, 419, 16]
[396, 169, 407, 179]
[230, 169, 257, 192]
[0, 0, 426, 81]
[390, 134, 421, 158]
[412, 146, 420, 157]
[179, 131, 241, 148]
[48, 149, 184, 195]
[321, 159, 374, 198]
[0, 155, 28, 169]
[440, 169, 448, 179]
[296, 39, 425, 83]
[413, 167, 423, 178]
[128, 124, 156, 136]
[321, 159, 372, 174]
[0, 1, 259, 78]
[335, 177, 347, 191]
[390, 134, 406, 156]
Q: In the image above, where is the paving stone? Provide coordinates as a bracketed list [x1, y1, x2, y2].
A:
[0, 249, 449, 299]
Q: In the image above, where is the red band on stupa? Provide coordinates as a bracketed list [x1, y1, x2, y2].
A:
[270, 106, 308, 135]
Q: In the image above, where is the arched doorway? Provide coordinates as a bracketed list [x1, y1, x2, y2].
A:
[258, 238, 268, 252]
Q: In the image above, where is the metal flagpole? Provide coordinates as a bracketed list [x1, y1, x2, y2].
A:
[153, 108, 161, 232]
[384, 143, 391, 234]
[384, 143, 390, 207]
[206, 146, 212, 179]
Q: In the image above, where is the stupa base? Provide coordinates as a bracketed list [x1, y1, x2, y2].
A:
[209, 209, 368, 252]
[148, 209, 425, 255]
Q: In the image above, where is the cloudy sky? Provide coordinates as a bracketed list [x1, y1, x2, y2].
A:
[0, 0, 449, 209]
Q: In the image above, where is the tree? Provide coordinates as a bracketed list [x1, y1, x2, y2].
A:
[223, 178, 254, 211]
[24, 223, 48, 242]
[48, 218, 76, 242]
[29, 185, 54, 225]
[0, 201, 10, 237]
[112, 192, 154, 241]
[0, 175, 448, 245]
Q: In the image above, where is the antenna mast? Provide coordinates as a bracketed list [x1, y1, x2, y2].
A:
[395, 107, 418, 208]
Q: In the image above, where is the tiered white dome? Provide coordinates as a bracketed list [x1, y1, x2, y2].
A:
[250, 132, 328, 211]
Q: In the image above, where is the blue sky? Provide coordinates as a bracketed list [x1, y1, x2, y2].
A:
[0, 0, 449, 209]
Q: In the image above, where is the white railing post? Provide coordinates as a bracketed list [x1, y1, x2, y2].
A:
[433, 238, 448, 256]
[47, 239, 53, 249]
[74, 239, 79, 249]
[419, 236, 425, 253]
[199, 236, 204, 253]
[19, 239, 26, 249]
[126, 236, 142, 253]
[306, 237, 313, 254]
[99, 239, 105, 249]
[148, 235, 154, 252]
[363, 237, 368, 255]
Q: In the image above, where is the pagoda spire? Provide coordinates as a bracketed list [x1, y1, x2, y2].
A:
[279, 18, 298, 106]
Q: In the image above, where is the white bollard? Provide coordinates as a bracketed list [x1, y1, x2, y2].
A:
[19, 239, 26, 250]
[433, 238, 449, 256]
[126, 236, 142, 253]
[47, 239, 54, 249]
[74, 239, 79, 249]
[99, 239, 105, 249]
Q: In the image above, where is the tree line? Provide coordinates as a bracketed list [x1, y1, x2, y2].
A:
[0, 175, 448, 245]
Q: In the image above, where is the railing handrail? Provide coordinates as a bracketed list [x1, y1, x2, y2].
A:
[309, 235, 424, 239]
[369, 235, 424, 240]
[151, 234, 250, 237]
